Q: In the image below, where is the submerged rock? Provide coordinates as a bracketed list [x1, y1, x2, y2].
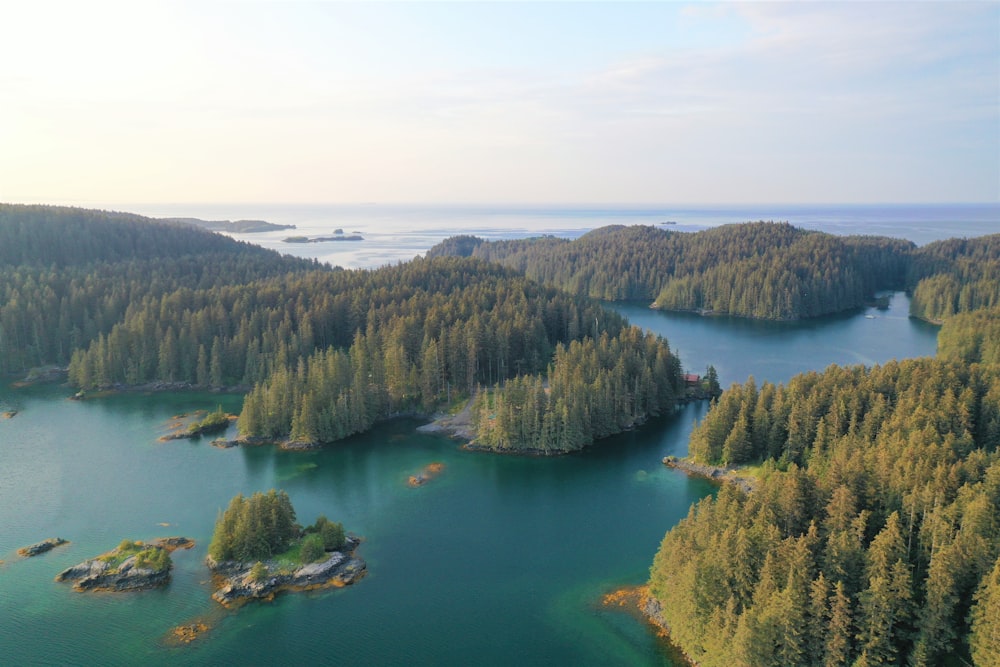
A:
[408, 462, 445, 487]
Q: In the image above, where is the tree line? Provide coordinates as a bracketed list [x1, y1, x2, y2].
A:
[907, 234, 1000, 322]
[232, 264, 636, 445]
[0, 204, 317, 375]
[429, 223, 999, 322]
[650, 355, 1000, 666]
[2, 204, 685, 449]
[429, 223, 913, 320]
[470, 327, 683, 453]
[207, 489, 345, 565]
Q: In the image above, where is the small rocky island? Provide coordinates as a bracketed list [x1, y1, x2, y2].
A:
[18, 537, 69, 557]
[159, 406, 236, 441]
[208, 534, 365, 606]
[206, 490, 365, 607]
[282, 229, 364, 243]
[56, 537, 194, 592]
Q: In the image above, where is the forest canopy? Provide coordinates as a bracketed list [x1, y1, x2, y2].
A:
[649, 355, 1000, 666]
[207, 489, 346, 565]
[429, 223, 999, 323]
[1, 204, 684, 452]
[429, 222, 914, 320]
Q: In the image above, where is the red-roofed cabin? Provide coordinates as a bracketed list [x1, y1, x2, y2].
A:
[683, 373, 701, 387]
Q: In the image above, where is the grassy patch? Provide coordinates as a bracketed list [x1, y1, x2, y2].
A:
[97, 540, 171, 572]
[271, 542, 304, 573]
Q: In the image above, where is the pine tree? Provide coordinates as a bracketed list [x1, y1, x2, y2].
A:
[970, 555, 1000, 667]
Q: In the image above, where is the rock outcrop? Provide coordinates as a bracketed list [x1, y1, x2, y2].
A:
[662, 456, 755, 494]
[56, 555, 170, 591]
[55, 538, 189, 592]
[17, 537, 68, 557]
[208, 536, 366, 607]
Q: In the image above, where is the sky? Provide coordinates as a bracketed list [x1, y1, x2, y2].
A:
[1, 1, 998, 206]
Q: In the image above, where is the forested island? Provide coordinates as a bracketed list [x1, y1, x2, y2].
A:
[163, 217, 296, 234]
[206, 490, 364, 606]
[429, 223, 999, 322]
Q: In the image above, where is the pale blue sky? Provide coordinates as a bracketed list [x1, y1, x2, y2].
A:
[2, 1, 997, 205]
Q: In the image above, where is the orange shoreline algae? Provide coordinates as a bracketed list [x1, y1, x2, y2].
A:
[408, 462, 446, 487]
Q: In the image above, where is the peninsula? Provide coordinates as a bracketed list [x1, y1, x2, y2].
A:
[162, 217, 296, 234]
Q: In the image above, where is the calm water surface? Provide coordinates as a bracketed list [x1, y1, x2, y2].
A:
[0, 289, 938, 665]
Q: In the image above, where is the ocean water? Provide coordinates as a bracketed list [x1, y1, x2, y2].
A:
[125, 202, 999, 269]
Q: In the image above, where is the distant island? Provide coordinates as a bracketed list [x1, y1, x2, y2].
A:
[282, 230, 364, 243]
[163, 217, 296, 234]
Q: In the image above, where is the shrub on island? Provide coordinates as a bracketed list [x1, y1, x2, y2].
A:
[207, 490, 348, 565]
[206, 490, 365, 606]
[187, 405, 230, 435]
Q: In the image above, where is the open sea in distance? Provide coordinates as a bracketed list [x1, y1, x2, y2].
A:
[119, 202, 998, 269]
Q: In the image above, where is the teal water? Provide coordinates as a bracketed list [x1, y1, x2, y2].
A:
[0, 293, 938, 666]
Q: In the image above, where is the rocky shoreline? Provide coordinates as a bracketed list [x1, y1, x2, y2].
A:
[207, 535, 366, 607]
[158, 410, 237, 441]
[55, 537, 194, 592]
[661, 456, 755, 494]
[17, 537, 69, 557]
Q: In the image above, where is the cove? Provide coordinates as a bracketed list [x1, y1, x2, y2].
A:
[0, 292, 937, 665]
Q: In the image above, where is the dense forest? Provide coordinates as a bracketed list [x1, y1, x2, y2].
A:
[937, 308, 1000, 366]
[650, 356, 1000, 666]
[429, 223, 914, 320]
[470, 327, 683, 453]
[907, 235, 1000, 323]
[1, 204, 683, 451]
[207, 489, 345, 565]
[0, 204, 318, 375]
[429, 224, 1000, 323]
[229, 260, 677, 449]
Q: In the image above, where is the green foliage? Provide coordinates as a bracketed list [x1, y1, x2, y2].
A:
[471, 327, 683, 452]
[134, 546, 171, 573]
[650, 358, 1000, 666]
[0, 204, 315, 377]
[908, 234, 1000, 322]
[117, 539, 140, 553]
[311, 515, 346, 550]
[188, 405, 229, 434]
[424, 234, 485, 258]
[208, 490, 298, 562]
[231, 258, 623, 443]
[249, 561, 268, 583]
[937, 307, 1000, 365]
[970, 555, 1000, 667]
[430, 222, 915, 320]
[299, 533, 326, 564]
